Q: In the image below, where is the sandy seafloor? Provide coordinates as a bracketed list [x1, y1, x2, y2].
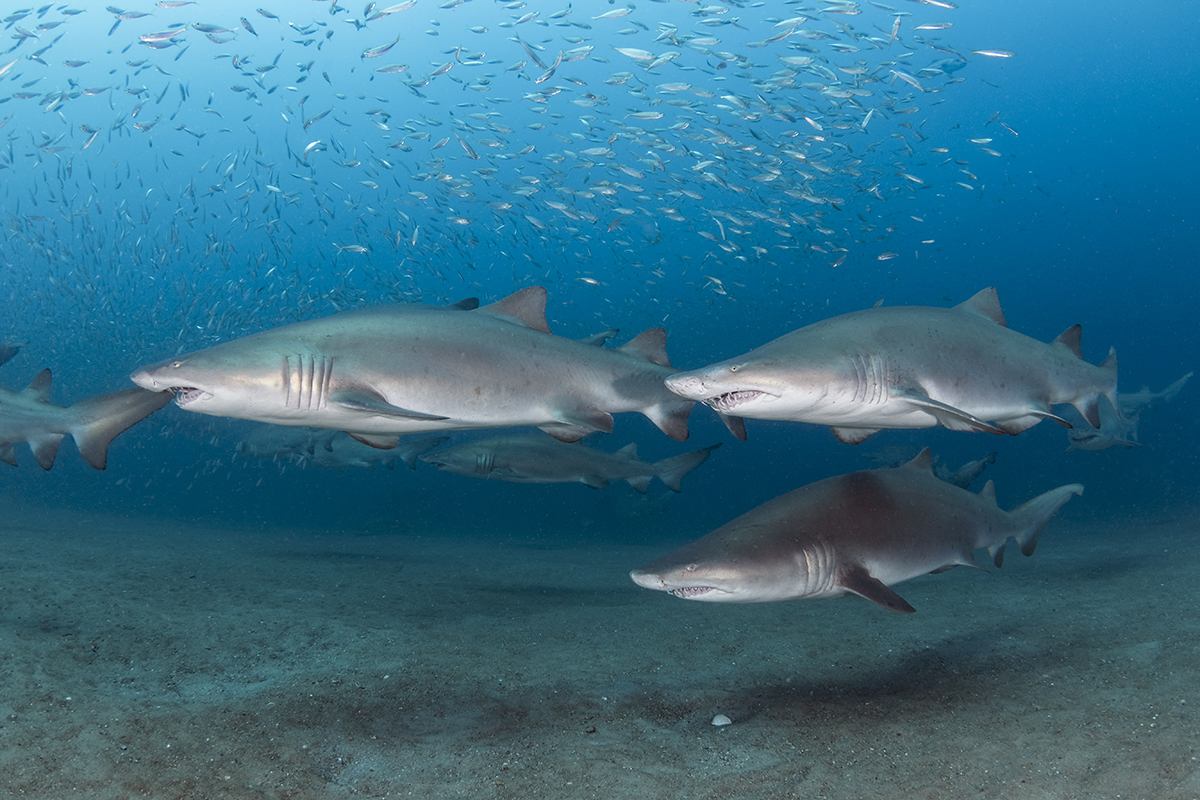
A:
[2, 493, 1199, 800]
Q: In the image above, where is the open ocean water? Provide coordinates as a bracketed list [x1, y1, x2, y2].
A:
[1, 1, 1197, 797]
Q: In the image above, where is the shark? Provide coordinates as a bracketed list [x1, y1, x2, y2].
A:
[630, 449, 1083, 613]
[312, 433, 449, 470]
[664, 287, 1119, 444]
[131, 287, 744, 448]
[236, 424, 446, 469]
[420, 433, 720, 492]
[1064, 370, 1192, 452]
[0, 370, 171, 470]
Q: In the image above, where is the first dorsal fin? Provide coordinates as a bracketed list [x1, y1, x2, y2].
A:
[955, 287, 1007, 327]
[902, 446, 934, 471]
[615, 442, 639, 459]
[22, 369, 53, 403]
[477, 287, 551, 333]
[1051, 324, 1084, 359]
[619, 328, 673, 368]
[978, 479, 997, 505]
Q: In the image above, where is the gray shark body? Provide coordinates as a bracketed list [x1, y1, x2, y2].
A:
[665, 288, 1118, 444]
[237, 424, 337, 461]
[132, 287, 731, 448]
[421, 434, 719, 492]
[0, 370, 171, 469]
[237, 424, 445, 469]
[630, 449, 1082, 612]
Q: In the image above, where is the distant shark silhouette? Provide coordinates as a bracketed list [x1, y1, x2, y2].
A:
[422, 434, 719, 492]
[1065, 371, 1192, 452]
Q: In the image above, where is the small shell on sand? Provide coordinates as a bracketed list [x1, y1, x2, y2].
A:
[711, 714, 732, 727]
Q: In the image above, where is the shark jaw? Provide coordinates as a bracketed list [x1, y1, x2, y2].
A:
[174, 387, 212, 407]
[703, 389, 773, 414]
[668, 585, 720, 599]
[629, 568, 737, 602]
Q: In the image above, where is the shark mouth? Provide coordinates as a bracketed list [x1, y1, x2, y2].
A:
[669, 586, 717, 599]
[174, 388, 208, 406]
[704, 390, 767, 413]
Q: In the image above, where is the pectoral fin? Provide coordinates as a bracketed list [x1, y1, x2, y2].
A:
[837, 563, 916, 613]
[331, 389, 449, 421]
[894, 389, 1007, 435]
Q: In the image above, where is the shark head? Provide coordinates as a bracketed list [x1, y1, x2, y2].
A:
[130, 337, 305, 420]
[419, 445, 498, 478]
[630, 533, 823, 604]
[665, 353, 844, 421]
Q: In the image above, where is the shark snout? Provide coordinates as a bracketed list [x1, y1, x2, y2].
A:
[129, 368, 160, 391]
[629, 569, 666, 591]
[664, 372, 708, 401]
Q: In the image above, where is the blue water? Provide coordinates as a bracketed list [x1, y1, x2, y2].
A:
[1, 0, 1197, 538]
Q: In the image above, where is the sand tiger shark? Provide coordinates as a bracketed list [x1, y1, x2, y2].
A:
[421, 434, 720, 492]
[1063, 370, 1191, 452]
[665, 287, 1119, 444]
[631, 449, 1083, 612]
[131, 287, 744, 448]
[0, 370, 171, 470]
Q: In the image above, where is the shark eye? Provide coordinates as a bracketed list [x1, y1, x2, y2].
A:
[685, 563, 698, 572]
[171, 361, 183, 368]
[729, 364, 740, 372]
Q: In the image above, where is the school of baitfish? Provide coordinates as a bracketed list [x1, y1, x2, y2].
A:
[1, 0, 1021, 367]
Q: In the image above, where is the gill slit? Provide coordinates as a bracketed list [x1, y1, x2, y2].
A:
[852, 353, 887, 406]
[283, 355, 334, 410]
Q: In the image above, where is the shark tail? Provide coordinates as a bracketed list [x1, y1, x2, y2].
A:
[1158, 371, 1193, 405]
[67, 387, 173, 470]
[644, 400, 694, 442]
[987, 482, 1084, 567]
[648, 442, 722, 493]
[618, 328, 696, 442]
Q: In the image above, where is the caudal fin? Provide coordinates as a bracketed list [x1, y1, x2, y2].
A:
[68, 387, 172, 470]
[648, 442, 721, 493]
[991, 483, 1083, 566]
